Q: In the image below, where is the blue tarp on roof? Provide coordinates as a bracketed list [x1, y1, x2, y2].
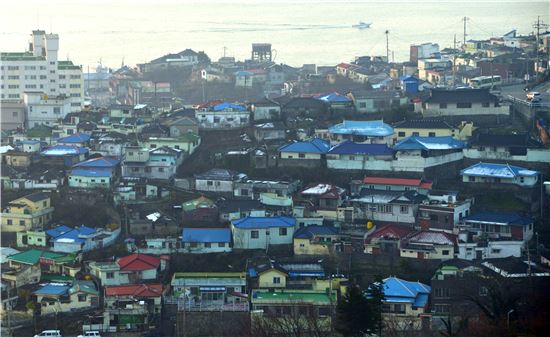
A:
[382, 277, 431, 308]
[278, 138, 331, 154]
[328, 140, 394, 155]
[53, 226, 97, 245]
[315, 92, 352, 103]
[329, 120, 394, 137]
[181, 228, 231, 243]
[33, 284, 70, 296]
[294, 226, 339, 239]
[73, 157, 120, 168]
[70, 169, 112, 178]
[464, 212, 533, 226]
[213, 103, 247, 111]
[232, 216, 296, 229]
[57, 133, 91, 144]
[46, 225, 73, 238]
[393, 136, 465, 150]
[41, 145, 88, 156]
[460, 162, 538, 178]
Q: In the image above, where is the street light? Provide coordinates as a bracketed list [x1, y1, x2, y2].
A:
[507, 309, 514, 328]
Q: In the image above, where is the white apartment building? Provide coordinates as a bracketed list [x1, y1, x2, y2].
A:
[0, 30, 83, 113]
[24, 92, 72, 128]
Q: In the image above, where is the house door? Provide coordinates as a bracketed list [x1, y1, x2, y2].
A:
[21, 235, 28, 245]
[476, 250, 483, 259]
[417, 252, 425, 259]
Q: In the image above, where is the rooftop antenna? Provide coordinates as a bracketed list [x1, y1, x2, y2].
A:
[463, 16, 469, 47]
[223, 46, 227, 58]
[385, 30, 390, 64]
[121, 57, 125, 68]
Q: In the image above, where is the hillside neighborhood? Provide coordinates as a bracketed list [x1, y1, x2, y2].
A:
[1, 26, 550, 337]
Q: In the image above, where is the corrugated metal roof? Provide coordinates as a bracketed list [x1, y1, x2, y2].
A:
[278, 138, 330, 154]
[181, 228, 231, 243]
[464, 212, 533, 226]
[329, 120, 394, 137]
[394, 136, 465, 150]
[382, 277, 431, 307]
[460, 162, 538, 178]
[232, 216, 296, 229]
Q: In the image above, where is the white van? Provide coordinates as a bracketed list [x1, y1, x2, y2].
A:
[34, 331, 62, 337]
[78, 331, 102, 337]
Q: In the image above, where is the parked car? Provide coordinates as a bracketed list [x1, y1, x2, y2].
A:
[78, 331, 101, 337]
[34, 331, 62, 337]
[527, 91, 541, 100]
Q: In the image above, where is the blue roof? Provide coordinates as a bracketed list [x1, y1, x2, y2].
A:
[464, 212, 533, 226]
[70, 169, 112, 177]
[315, 92, 352, 103]
[181, 228, 231, 243]
[33, 284, 70, 296]
[213, 103, 247, 112]
[232, 216, 296, 229]
[53, 225, 97, 245]
[41, 145, 88, 156]
[57, 133, 91, 144]
[46, 225, 73, 238]
[382, 277, 431, 308]
[460, 162, 538, 178]
[393, 136, 465, 150]
[73, 157, 120, 168]
[278, 138, 331, 154]
[328, 120, 394, 137]
[294, 226, 339, 239]
[328, 140, 394, 156]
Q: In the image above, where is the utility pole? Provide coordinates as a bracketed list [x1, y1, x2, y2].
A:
[385, 30, 390, 64]
[463, 17, 469, 47]
[533, 16, 548, 75]
[453, 34, 457, 86]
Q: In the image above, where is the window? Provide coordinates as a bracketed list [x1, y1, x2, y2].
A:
[482, 102, 490, 107]
[53, 107, 61, 114]
[19, 220, 25, 226]
[434, 288, 450, 298]
[457, 102, 472, 108]
[106, 272, 114, 279]
[59, 84, 66, 88]
[69, 84, 81, 88]
[468, 176, 475, 182]
[359, 102, 367, 108]
[273, 277, 281, 284]
[377, 204, 392, 213]
[479, 286, 488, 296]
[78, 294, 87, 302]
[439, 103, 447, 109]
[412, 132, 419, 136]
[400, 205, 408, 214]
[428, 132, 436, 137]
[7, 219, 12, 225]
[218, 242, 225, 248]
[12, 111, 18, 117]
[433, 304, 450, 313]
[207, 181, 213, 186]
[241, 189, 249, 196]
[279, 228, 287, 236]
[298, 153, 305, 158]
[204, 242, 211, 248]
[251, 230, 259, 239]
[59, 75, 66, 79]
[442, 250, 450, 256]
[349, 155, 355, 160]
[398, 131, 406, 137]
[158, 167, 164, 172]
[520, 177, 525, 183]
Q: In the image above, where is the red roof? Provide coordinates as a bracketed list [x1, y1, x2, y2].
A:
[117, 253, 160, 271]
[365, 224, 414, 243]
[363, 177, 433, 189]
[105, 283, 163, 297]
[336, 63, 352, 69]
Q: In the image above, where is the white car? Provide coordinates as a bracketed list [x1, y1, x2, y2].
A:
[527, 91, 541, 100]
[78, 332, 102, 337]
[34, 331, 62, 337]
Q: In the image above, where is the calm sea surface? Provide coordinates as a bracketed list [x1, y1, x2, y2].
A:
[1, 0, 548, 69]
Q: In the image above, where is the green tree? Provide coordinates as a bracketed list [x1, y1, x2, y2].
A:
[336, 282, 383, 337]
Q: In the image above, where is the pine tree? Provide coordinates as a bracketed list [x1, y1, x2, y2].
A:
[336, 281, 383, 337]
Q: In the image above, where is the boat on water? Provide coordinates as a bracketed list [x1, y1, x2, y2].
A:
[352, 21, 371, 29]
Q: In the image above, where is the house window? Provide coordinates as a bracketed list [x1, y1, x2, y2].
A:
[456, 102, 472, 108]
[377, 205, 392, 213]
[241, 189, 249, 196]
[520, 177, 525, 183]
[204, 242, 211, 248]
[273, 277, 281, 284]
[428, 132, 436, 137]
[349, 155, 355, 161]
[207, 181, 213, 186]
[439, 103, 447, 109]
[78, 294, 87, 302]
[434, 304, 450, 313]
[158, 168, 164, 172]
[279, 228, 287, 236]
[482, 102, 490, 107]
[251, 230, 259, 239]
[434, 288, 450, 298]
[19, 220, 25, 226]
[398, 131, 406, 137]
[218, 242, 225, 248]
[479, 286, 488, 296]
[400, 205, 408, 214]
[106, 272, 114, 279]
[468, 176, 475, 182]
[412, 132, 419, 136]
[298, 153, 305, 159]
[7, 219, 12, 225]
[359, 102, 366, 108]
[442, 250, 450, 256]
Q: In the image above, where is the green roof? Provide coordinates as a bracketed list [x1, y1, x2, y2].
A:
[8, 249, 67, 265]
[252, 290, 336, 305]
[182, 196, 215, 212]
[1, 52, 46, 61]
[27, 125, 53, 137]
[57, 60, 81, 70]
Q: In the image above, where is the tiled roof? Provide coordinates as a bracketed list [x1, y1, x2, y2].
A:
[181, 228, 231, 243]
[105, 283, 163, 297]
[464, 212, 533, 226]
[394, 136, 465, 150]
[328, 141, 394, 156]
[406, 231, 456, 245]
[363, 177, 433, 189]
[195, 168, 243, 181]
[393, 119, 454, 129]
[232, 216, 296, 229]
[365, 224, 414, 243]
[278, 138, 331, 154]
[460, 162, 538, 178]
[328, 120, 394, 137]
[117, 253, 160, 271]
[294, 226, 339, 239]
